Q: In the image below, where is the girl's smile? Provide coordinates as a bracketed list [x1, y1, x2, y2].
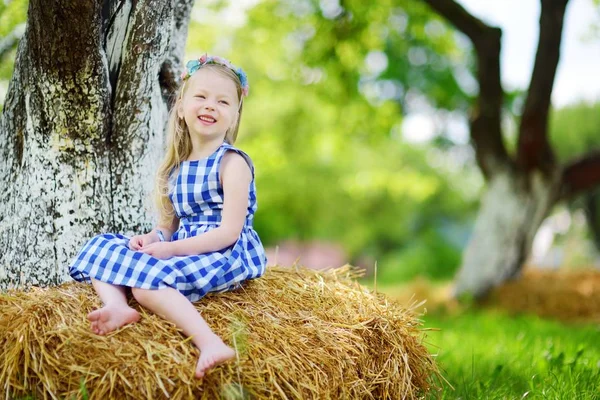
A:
[178, 68, 239, 141]
[198, 114, 217, 124]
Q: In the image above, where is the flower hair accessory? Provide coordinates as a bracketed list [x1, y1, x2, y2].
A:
[181, 54, 249, 97]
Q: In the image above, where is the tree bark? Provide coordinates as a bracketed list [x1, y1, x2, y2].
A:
[516, 0, 568, 174]
[423, 0, 510, 178]
[454, 170, 560, 297]
[0, 0, 194, 290]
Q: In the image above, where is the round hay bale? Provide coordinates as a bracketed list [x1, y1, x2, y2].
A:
[0, 266, 439, 399]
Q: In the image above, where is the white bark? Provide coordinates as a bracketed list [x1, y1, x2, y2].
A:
[0, 0, 194, 290]
[454, 170, 560, 297]
[0, 1, 112, 289]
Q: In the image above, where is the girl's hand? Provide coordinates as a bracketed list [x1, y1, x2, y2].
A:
[139, 242, 176, 259]
[129, 233, 158, 251]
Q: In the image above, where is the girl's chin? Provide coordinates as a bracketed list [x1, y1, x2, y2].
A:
[189, 130, 226, 140]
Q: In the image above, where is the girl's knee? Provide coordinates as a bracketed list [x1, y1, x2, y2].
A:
[131, 287, 151, 304]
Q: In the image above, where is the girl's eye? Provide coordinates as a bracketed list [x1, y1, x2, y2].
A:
[219, 100, 229, 105]
[195, 95, 205, 99]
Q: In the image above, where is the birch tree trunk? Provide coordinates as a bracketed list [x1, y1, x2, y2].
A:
[454, 170, 560, 297]
[0, 0, 194, 289]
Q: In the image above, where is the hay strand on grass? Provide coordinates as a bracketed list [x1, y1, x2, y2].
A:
[0, 266, 440, 399]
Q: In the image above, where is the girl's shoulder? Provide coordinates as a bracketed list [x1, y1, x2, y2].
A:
[220, 143, 254, 174]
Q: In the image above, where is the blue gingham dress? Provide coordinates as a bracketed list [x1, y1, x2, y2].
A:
[69, 143, 267, 302]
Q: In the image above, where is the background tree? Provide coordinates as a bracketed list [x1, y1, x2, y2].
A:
[0, 0, 194, 289]
[423, 0, 600, 296]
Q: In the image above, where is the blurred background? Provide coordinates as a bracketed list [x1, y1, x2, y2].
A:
[1, 0, 600, 284]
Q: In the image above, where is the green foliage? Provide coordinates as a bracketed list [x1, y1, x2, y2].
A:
[424, 310, 600, 399]
[0, 0, 28, 110]
[378, 228, 463, 282]
[549, 101, 600, 162]
[265, 0, 471, 111]
[0, 0, 27, 69]
[0, 0, 26, 36]
[187, 0, 477, 280]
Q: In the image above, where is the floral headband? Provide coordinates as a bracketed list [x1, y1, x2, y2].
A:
[181, 54, 249, 97]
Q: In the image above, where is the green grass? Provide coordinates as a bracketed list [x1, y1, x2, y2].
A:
[422, 310, 600, 399]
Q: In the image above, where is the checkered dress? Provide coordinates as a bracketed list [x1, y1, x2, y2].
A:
[69, 143, 267, 302]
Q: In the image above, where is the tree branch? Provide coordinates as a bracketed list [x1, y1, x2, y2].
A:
[517, 0, 570, 173]
[560, 150, 600, 199]
[423, 0, 510, 178]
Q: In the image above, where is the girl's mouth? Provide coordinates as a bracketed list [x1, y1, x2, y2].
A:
[198, 115, 216, 124]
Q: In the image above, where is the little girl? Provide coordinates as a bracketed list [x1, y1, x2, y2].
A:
[69, 55, 267, 379]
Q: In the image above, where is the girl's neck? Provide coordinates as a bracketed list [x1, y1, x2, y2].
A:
[187, 137, 225, 161]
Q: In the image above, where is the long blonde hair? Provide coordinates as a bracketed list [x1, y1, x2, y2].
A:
[154, 64, 245, 226]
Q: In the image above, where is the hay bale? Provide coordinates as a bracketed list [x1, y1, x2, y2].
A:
[0, 266, 439, 399]
[487, 268, 600, 322]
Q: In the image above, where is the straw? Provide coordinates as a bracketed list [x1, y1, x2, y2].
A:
[0, 265, 440, 399]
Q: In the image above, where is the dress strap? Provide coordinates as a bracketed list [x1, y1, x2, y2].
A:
[219, 143, 255, 176]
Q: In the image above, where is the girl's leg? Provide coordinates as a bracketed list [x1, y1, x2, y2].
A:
[131, 287, 235, 378]
[88, 279, 140, 335]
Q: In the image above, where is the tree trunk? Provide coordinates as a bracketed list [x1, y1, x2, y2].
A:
[454, 169, 561, 297]
[422, 0, 585, 297]
[0, 0, 193, 290]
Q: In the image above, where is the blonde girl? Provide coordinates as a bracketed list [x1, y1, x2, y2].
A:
[69, 55, 266, 378]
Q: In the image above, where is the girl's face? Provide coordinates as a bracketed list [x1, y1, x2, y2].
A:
[178, 68, 239, 142]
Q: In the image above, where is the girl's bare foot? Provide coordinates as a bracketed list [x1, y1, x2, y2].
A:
[195, 335, 236, 378]
[87, 305, 140, 335]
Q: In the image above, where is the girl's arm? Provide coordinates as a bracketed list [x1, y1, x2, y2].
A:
[171, 152, 252, 256]
[130, 211, 180, 250]
[151, 215, 180, 242]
